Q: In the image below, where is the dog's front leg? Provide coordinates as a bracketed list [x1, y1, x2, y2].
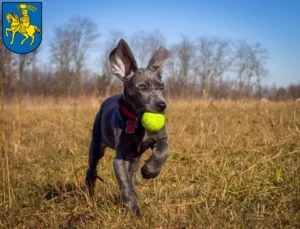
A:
[128, 157, 141, 188]
[141, 138, 169, 179]
[113, 158, 141, 216]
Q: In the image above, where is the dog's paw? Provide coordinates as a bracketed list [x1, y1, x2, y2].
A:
[141, 166, 159, 179]
[132, 205, 141, 216]
[85, 169, 98, 195]
[123, 200, 141, 216]
[85, 177, 96, 196]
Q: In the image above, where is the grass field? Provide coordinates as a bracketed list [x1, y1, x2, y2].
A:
[1, 98, 300, 228]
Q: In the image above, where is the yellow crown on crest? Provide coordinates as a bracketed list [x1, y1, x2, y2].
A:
[17, 4, 37, 13]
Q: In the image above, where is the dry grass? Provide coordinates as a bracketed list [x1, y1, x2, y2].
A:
[0, 97, 300, 228]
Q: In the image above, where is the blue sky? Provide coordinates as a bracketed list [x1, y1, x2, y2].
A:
[4, 0, 300, 86]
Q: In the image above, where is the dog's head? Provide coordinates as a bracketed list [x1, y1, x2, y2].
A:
[109, 39, 171, 115]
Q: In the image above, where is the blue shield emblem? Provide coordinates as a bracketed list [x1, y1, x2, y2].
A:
[2, 2, 42, 54]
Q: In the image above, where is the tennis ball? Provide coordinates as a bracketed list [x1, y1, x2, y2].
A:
[141, 112, 165, 132]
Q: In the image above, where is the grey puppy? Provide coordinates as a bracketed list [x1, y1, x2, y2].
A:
[85, 39, 171, 215]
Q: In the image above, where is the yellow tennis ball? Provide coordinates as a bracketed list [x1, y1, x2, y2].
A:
[141, 112, 165, 132]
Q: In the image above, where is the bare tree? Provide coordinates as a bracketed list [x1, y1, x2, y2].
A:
[166, 36, 194, 97]
[193, 37, 233, 97]
[233, 42, 268, 99]
[130, 30, 166, 67]
[70, 18, 98, 72]
[50, 17, 100, 96]
[50, 26, 73, 74]
[50, 26, 73, 95]
[250, 43, 269, 99]
[233, 41, 249, 98]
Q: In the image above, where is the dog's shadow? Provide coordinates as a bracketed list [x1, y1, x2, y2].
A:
[42, 181, 120, 206]
[40, 182, 108, 225]
[43, 181, 88, 202]
[41, 180, 128, 225]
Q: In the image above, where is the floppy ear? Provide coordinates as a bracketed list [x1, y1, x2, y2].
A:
[109, 39, 138, 80]
[147, 46, 171, 73]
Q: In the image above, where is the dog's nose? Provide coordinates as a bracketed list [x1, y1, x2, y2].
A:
[156, 101, 167, 112]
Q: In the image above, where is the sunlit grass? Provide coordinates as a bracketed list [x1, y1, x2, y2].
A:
[0, 97, 299, 228]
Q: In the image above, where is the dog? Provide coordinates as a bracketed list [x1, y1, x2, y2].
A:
[85, 39, 171, 215]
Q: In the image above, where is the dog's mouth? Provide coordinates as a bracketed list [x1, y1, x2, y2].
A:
[144, 106, 167, 115]
[131, 102, 168, 117]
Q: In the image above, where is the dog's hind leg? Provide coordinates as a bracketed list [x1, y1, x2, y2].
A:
[85, 113, 105, 195]
[85, 140, 105, 195]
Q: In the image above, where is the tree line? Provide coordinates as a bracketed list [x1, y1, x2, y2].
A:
[1, 16, 299, 101]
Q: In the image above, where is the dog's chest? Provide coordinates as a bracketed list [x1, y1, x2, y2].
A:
[139, 134, 155, 150]
[132, 131, 155, 156]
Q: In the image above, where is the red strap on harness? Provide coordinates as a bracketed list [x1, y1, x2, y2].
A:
[118, 101, 139, 120]
[118, 99, 140, 134]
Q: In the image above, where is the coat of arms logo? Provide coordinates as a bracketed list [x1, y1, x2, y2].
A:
[2, 2, 42, 54]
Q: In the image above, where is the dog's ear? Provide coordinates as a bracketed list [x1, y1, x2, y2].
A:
[147, 46, 171, 74]
[109, 39, 138, 80]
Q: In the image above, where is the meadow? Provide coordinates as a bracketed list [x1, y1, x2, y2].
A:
[0, 97, 299, 228]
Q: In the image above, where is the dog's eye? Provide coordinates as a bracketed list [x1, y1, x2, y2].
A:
[139, 85, 147, 90]
[160, 84, 164, 90]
